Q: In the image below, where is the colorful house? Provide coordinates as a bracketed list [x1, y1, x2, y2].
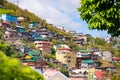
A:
[0, 14, 17, 22]
[16, 26, 26, 33]
[73, 36, 87, 46]
[22, 51, 40, 66]
[76, 50, 98, 69]
[34, 36, 51, 53]
[29, 22, 39, 28]
[56, 48, 76, 69]
[38, 26, 49, 38]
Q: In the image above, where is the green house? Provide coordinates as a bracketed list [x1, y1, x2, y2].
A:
[24, 51, 40, 62]
[16, 26, 26, 33]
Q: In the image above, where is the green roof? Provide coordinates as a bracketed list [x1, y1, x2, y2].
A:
[33, 36, 48, 41]
[80, 50, 93, 53]
[24, 51, 40, 62]
[82, 60, 94, 63]
[28, 51, 39, 56]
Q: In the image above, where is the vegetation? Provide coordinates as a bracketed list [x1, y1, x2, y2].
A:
[0, 41, 16, 56]
[59, 66, 69, 77]
[0, 51, 44, 80]
[78, 0, 120, 36]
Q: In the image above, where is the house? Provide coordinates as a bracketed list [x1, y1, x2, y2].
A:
[28, 31, 38, 40]
[73, 36, 87, 46]
[43, 69, 69, 80]
[4, 30, 19, 41]
[21, 32, 29, 41]
[63, 36, 72, 41]
[34, 36, 51, 53]
[15, 25, 26, 33]
[53, 44, 70, 50]
[22, 51, 41, 67]
[18, 46, 31, 53]
[69, 31, 78, 38]
[76, 50, 98, 69]
[102, 51, 112, 62]
[57, 34, 64, 40]
[0, 14, 17, 22]
[38, 26, 49, 39]
[17, 16, 28, 22]
[76, 52, 91, 68]
[29, 22, 39, 28]
[56, 48, 76, 69]
[70, 68, 88, 78]
[105, 36, 112, 43]
[81, 60, 95, 68]
[0, 21, 11, 30]
[112, 57, 120, 62]
[48, 32, 57, 38]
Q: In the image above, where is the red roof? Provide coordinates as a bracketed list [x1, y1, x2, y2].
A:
[94, 71, 103, 79]
[112, 57, 120, 61]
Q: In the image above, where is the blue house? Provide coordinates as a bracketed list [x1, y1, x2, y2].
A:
[0, 14, 17, 22]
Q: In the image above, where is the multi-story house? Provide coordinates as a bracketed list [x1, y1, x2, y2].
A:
[34, 36, 51, 53]
[38, 26, 49, 39]
[56, 48, 76, 69]
[76, 52, 91, 68]
[76, 50, 98, 68]
[22, 51, 43, 67]
[69, 30, 78, 38]
[73, 35, 87, 46]
[4, 30, 19, 41]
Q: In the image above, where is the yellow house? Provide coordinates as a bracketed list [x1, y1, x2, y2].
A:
[56, 48, 76, 69]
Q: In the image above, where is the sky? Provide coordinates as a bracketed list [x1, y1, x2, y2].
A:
[8, 0, 109, 38]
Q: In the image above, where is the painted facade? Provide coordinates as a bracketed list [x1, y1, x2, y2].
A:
[56, 48, 76, 69]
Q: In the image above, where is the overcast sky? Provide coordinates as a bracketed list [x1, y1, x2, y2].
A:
[8, 0, 108, 37]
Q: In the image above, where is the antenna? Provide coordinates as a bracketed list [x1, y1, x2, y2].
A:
[16, 0, 19, 7]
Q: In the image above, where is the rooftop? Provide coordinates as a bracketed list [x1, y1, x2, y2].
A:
[80, 50, 93, 53]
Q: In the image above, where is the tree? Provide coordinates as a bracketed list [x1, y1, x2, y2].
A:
[59, 66, 69, 77]
[0, 51, 45, 80]
[78, 0, 120, 36]
[0, 0, 4, 5]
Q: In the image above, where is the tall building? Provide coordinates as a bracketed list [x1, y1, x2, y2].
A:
[56, 48, 76, 69]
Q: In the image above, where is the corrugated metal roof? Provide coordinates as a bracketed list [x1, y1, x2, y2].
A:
[82, 60, 94, 63]
[80, 50, 93, 53]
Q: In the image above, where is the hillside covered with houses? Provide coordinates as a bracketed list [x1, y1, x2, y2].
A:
[1, 0, 120, 80]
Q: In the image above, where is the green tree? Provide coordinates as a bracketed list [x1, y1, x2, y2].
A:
[0, 41, 16, 56]
[0, 0, 4, 5]
[59, 66, 69, 77]
[0, 51, 45, 80]
[78, 0, 120, 36]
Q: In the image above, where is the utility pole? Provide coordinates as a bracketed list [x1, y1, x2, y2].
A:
[40, 50, 43, 73]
